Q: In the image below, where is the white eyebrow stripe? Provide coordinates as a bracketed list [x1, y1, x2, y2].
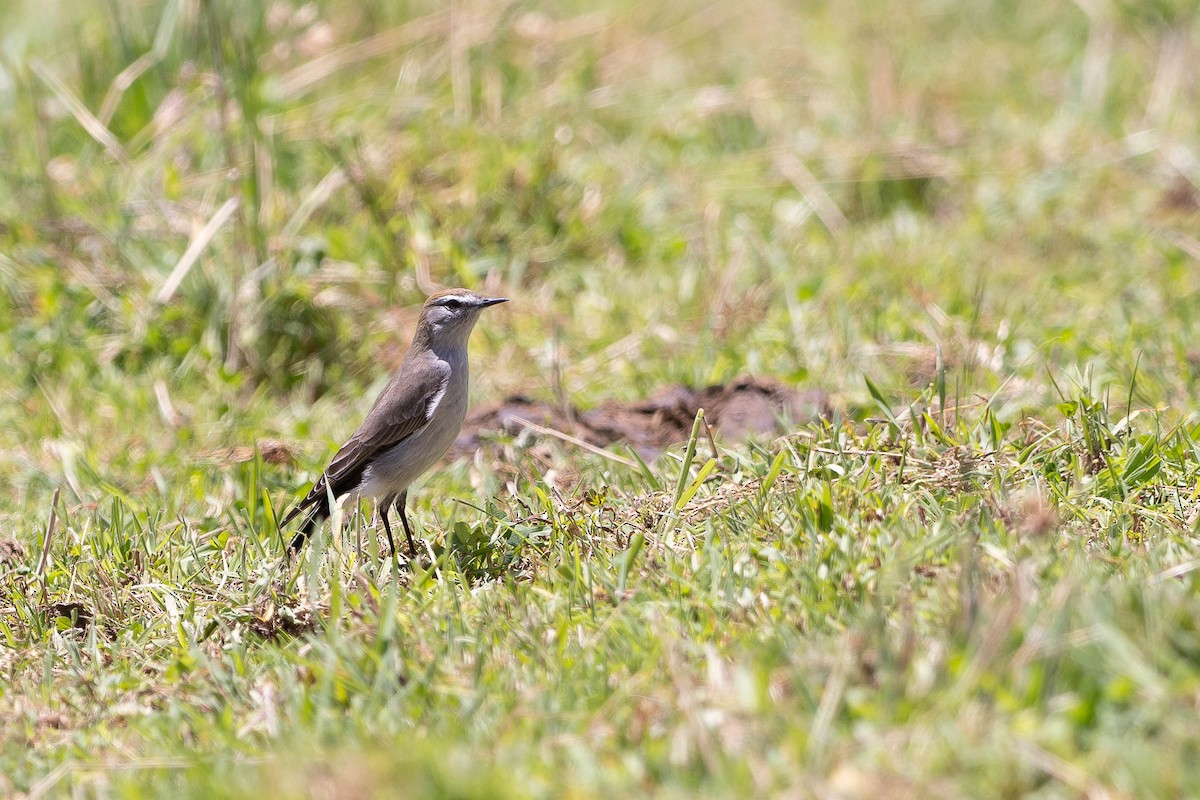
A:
[435, 294, 472, 305]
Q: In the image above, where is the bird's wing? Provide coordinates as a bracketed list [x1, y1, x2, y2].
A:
[282, 359, 450, 524]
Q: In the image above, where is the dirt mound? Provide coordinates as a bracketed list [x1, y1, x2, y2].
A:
[204, 439, 297, 466]
[453, 376, 829, 458]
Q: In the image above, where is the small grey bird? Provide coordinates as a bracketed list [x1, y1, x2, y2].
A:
[281, 288, 508, 555]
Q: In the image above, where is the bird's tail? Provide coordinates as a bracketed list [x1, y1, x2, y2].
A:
[284, 496, 330, 554]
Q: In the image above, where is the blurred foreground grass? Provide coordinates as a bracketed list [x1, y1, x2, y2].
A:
[3, 0, 1200, 796]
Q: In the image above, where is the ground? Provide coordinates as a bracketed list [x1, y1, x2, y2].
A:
[2, 0, 1200, 797]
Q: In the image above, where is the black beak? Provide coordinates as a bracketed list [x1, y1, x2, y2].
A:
[479, 297, 508, 307]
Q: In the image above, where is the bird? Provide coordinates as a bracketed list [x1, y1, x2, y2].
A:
[281, 288, 508, 556]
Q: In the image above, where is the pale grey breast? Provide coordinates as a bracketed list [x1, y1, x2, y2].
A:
[358, 352, 469, 499]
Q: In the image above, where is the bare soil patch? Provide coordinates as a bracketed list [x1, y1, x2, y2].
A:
[453, 376, 830, 458]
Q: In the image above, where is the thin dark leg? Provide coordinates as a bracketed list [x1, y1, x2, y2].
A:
[396, 490, 417, 553]
[378, 493, 398, 556]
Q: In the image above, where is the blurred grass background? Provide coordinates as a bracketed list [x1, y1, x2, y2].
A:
[3, 0, 1200, 796]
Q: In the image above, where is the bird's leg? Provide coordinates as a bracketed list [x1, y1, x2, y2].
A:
[396, 491, 417, 554]
[377, 493, 398, 557]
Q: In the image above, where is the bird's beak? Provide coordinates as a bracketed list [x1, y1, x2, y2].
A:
[479, 297, 508, 308]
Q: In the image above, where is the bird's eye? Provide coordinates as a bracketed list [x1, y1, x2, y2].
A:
[444, 299, 462, 309]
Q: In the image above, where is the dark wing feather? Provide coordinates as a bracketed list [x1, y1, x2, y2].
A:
[281, 357, 449, 526]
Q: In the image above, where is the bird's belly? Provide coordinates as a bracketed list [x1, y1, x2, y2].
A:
[358, 392, 467, 499]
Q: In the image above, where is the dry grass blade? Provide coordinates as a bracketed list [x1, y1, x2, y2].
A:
[1012, 740, 1094, 795]
[280, 168, 347, 242]
[155, 197, 241, 304]
[35, 487, 61, 600]
[512, 417, 638, 469]
[26, 760, 71, 800]
[97, 0, 180, 125]
[29, 60, 130, 167]
[1152, 559, 1200, 584]
[775, 152, 848, 237]
[278, 10, 453, 97]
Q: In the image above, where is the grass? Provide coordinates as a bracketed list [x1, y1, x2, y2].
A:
[3, 0, 1200, 796]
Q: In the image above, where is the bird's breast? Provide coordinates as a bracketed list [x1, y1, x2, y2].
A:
[358, 356, 468, 498]
[420, 365, 469, 454]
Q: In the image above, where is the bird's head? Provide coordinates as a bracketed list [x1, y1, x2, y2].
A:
[418, 288, 508, 345]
